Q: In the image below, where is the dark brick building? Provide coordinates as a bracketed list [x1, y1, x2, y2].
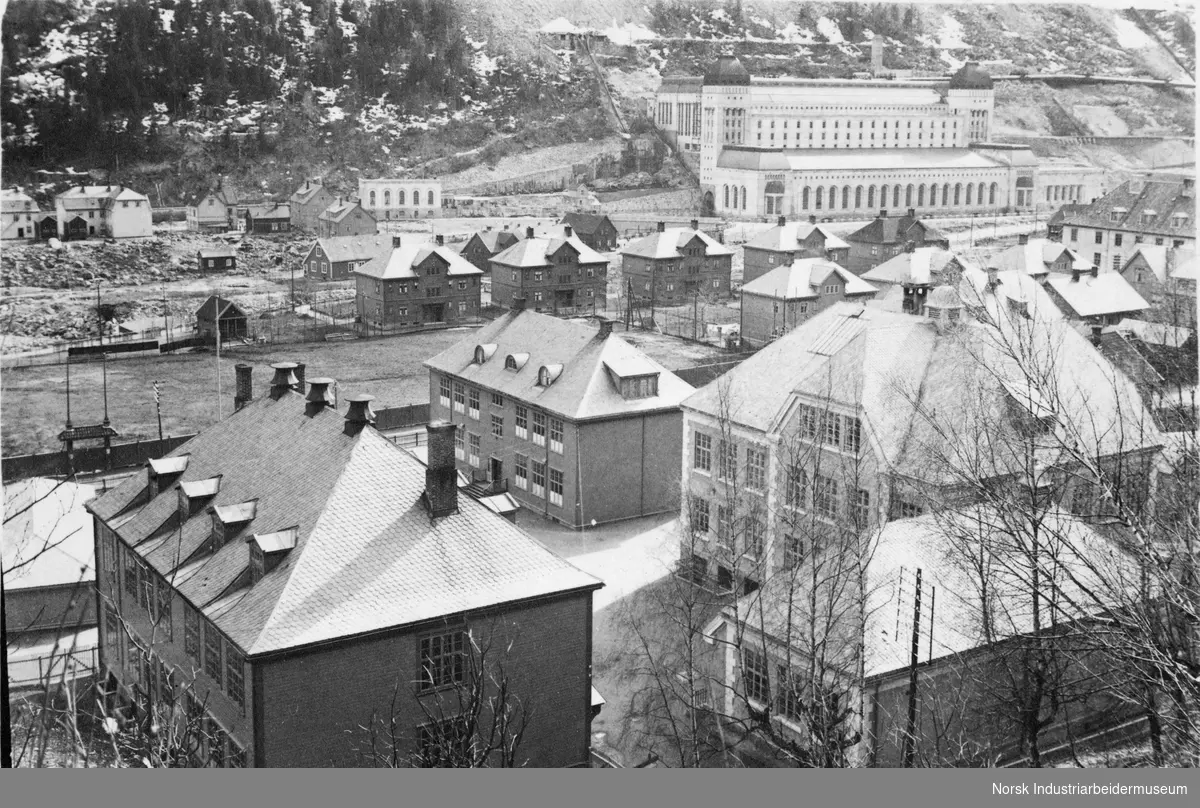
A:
[460, 228, 520, 272]
[489, 227, 609, 315]
[303, 234, 393, 281]
[316, 199, 377, 238]
[559, 213, 618, 252]
[86, 368, 603, 767]
[844, 208, 949, 275]
[742, 215, 851, 285]
[355, 238, 483, 330]
[620, 221, 734, 306]
[288, 179, 337, 233]
[244, 203, 292, 235]
[424, 308, 695, 528]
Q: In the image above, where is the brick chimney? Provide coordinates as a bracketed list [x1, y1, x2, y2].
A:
[879, 209, 888, 219]
[423, 420, 459, 518]
[778, 215, 787, 227]
[907, 208, 916, 219]
[392, 235, 402, 248]
[1072, 268, 1082, 282]
[1091, 325, 1103, 346]
[512, 296, 527, 312]
[656, 221, 665, 232]
[526, 226, 535, 239]
[294, 363, 306, 395]
[1018, 233, 1029, 245]
[986, 266, 1001, 292]
[905, 240, 916, 253]
[690, 219, 699, 231]
[435, 234, 444, 246]
[808, 214, 817, 224]
[1089, 266, 1099, 278]
[235, 364, 254, 411]
[564, 225, 573, 238]
[269, 362, 299, 400]
[343, 394, 375, 436]
[305, 377, 336, 417]
[597, 318, 613, 339]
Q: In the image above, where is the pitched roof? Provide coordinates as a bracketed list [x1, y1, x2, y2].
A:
[56, 185, 149, 207]
[621, 227, 734, 260]
[847, 212, 948, 247]
[198, 247, 237, 259]
[1113, 318, 1194, 349]
[741, 258, 877, 301]
[992, 238, 1089, 277]
[355, 242, 482, 280]
[307, 234, 393, 264]
[289, 180, 329, 207]
[196, 295, 246, 320]
[743, 221, 849, 253]
[1170, 248, 1198, 281]
[1052, 177, 1195, 238]
[423, 311, 695, 421]
[703, 55, 751, 86]
[468, 230, 520, 254]
[87, 392, 602, 656]
[1, 188, 39, 212]
[541, 17, 582, 35]
[1046, 272, 1150, 318]
[1123, 245, 1170, 283]
[559, 212, 614, 235]
[861, 247, 965, 285]
[246, 203, 291, 221]
[490, 233, 609, 268]
[318, 200, 375, 225]
[684, 276, 1162, 482]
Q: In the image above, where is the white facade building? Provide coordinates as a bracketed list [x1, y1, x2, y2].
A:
[656, 57, 1046, 220]
[54, 185, 153, 239]
[2, 187, 42, 240]
[357, 178, 443, 220]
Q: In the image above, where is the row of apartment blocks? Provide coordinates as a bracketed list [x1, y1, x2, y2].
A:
[2, 184, 153, 241]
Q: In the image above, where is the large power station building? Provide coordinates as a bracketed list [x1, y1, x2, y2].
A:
[655, 56, 1077, 220]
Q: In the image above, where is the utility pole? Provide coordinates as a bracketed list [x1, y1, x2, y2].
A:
[154, 379, 164, 444]
[902, 567, 923, 768]
[95, 280, 102, 344]
[162, 280, 169, 343]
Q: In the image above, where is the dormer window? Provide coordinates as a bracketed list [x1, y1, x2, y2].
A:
[209, 500, 258, 553]
[248, 527, 298, 584]
[1109, 208, 1126, 222]
[1141, 210, 1156, 225]
[621, 374, 659, 399]
[474, 343, 498, 364]
[148, 455, 189, 498]
[505, 353, 529, 371]
[178, 476, 221, 523]
[536, 364, 564, 387]
[1172, 213, 1188, 227]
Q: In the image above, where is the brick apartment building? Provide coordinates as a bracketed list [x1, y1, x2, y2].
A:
[742, 216, 851, 285]
[460, 228, 520, 272]
[489, 226, 609, 315]
[316, 198, 377, 238]
[424, 307, 695, 528]
[620, 221, 734, 306]
[288, 178, 337, 233]
[86, 366, 603, 767]
[303, 234, 393, 281]
[355, 238, 483, 330]
[559, 213, 619, 252]
[844, 208, 950, 275]
[739, 258, 877, 347]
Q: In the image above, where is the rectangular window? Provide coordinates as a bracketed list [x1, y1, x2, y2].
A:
[515, 406, 528, 439]
[742, 647, 770, 705]
[822, 412, 842, 448]
[468, 433, 481, 468]
[786, 466, 807, 509]
[229, 740, 247, 768]
[490, 393, 504, 408]
[156, 577, 173, 638]
[746, 447, 767, 491]
[439, 377, 451, 408]
[783, 534, 804, 570]
[104, 604, 121, 669]
[844, 416, 862, 454]
[1114, 233, 1123, 247]
[1093, 252, 1102, 266]
[895, 496, 923, 520]
[467, 388, 480, 420]
[1094, 231, 1104, 244]
[224, 640, 244, 710]
[514, 454, 529, 490]
[532, 411, 546, 447]
[455, 428, 465, 460]
[184, 602, 201, 666]
[418, 717, 472, 766]
[549, 418, 564, 454]
[776, 665, 805, 722]
[717, 441, 737, 482]
[1070, 227, 1078, 242]
[691, 498, 710, 535]
[745, 516, 764, 559]
[813, 474, 841, 521]
[123, 545, 138, 599]
[491, 413, 503, 439]
[799, 405, 820, 441]
[101, 528, 117, 574]
[693, 432, 712, 472]
[420, 630, 466, 691]
[203, 622, 223, 686]
[549, 468, 564, 507]
[453, 383, 465, 414]
[717, 505, 734, 551]
[855, 489, 871, 527]
[531, 460, 546, 498]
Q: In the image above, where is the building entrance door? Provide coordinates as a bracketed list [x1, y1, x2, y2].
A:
[489, 456, 502, 482]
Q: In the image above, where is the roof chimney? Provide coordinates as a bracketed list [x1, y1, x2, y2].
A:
[808, 214, 817, 224]
[564, 225, 573, 238]
[1089, 266, 1099, 278]
[657, 221, 665, 232]
[435, 234, 444, 246]
[1072, 268, 1082, 282]
[423, 421, 459, 518]
[1018, 233, 1029, 245]
[343, 394, 376, 435]
[597, 318, 613, 339]
[778, 215, 787, 227]
[512, 296, 527, 312]
[986, 266, 1001, 291]
[1090, 324, 1103, 346]
[305, 377, 336, 417]
[905, 240, 916, 253]
[907, 208, 916, 219]
[269, 362, 299, 399]
[392, 235, 402, 248]
[690, 219, 699, 231]
[293, 362, 306, 395]
[526, 226, 535, 239]
[879, 209, 888, 219]
[234, 363, 254, 411]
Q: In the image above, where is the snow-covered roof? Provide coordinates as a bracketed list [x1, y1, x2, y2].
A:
[541, 17, 583, 35]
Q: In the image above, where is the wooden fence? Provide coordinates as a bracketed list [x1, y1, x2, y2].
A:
[2, 435, 196, 482]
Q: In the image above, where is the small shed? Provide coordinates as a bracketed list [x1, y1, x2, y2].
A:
[196, 295, 249, 340]
[198, 246, 238, 273]
[244, 203, 292, 235]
